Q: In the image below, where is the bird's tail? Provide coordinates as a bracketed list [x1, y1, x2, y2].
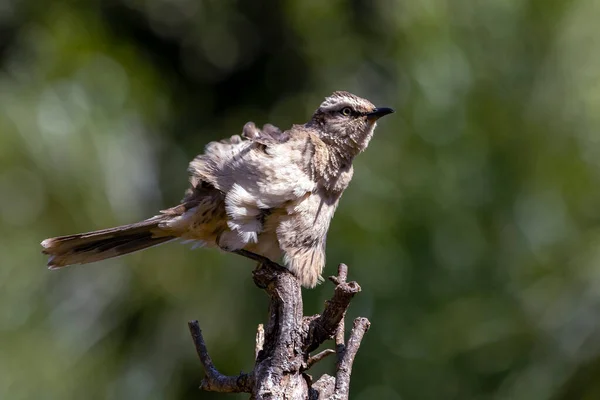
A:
[41, 215, 176, 269]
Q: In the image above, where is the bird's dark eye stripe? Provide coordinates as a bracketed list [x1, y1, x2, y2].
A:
[340, 107, 367, 117]
[327, 108, 368, 117]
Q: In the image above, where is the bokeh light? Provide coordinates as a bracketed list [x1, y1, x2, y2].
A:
[1, 0, 600, 399]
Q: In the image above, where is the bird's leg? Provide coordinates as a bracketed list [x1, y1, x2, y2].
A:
[232, 249, 289, 276]
[231, 249, 290, 289]
[232, 249, 273, 265]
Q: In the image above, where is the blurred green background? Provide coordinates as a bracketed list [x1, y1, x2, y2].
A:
[2, 0, 600, 399]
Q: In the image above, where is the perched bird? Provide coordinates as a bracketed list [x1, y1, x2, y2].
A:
[41, 91, 394, 288]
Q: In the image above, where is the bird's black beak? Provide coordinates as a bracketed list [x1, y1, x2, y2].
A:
[366, 107, 395, 120]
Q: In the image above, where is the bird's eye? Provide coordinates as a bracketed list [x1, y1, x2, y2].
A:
[340, 107, 352, 116]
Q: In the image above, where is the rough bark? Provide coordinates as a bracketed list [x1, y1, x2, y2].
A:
[187, 260, 370, 399]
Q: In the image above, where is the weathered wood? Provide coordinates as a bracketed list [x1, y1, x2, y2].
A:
[187, 261, 370, 399]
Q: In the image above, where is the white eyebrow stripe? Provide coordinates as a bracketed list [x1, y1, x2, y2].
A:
[319, 101, 356, 113]
[317, 92, 376, 114]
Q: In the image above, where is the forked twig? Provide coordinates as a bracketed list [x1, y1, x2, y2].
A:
[187, 320, 254, 393]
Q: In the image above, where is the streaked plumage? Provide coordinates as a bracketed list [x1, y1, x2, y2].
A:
[41, 91, 393, 287]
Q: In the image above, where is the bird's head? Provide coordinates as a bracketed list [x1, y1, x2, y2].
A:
[309, 91, 394, 156]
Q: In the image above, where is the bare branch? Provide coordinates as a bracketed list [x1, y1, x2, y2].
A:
[255, 324, 264, 360]
[335, 323, 346, 363]
[333, 317, 371, 399]
[306, 349, 336, 370]
[187, 262, 369, 398]
[305, 264, 361, 352]
[333, 264, 347, 362]
[328, 263, 348, 286]
[310, 374, 336, 399]
[251, 259, 309, 398]
[187, 320, 254, 393]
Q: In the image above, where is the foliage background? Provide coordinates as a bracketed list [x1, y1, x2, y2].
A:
[2, 0, 600, 399]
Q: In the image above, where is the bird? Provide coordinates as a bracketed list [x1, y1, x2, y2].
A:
[41, 91, 394, 288]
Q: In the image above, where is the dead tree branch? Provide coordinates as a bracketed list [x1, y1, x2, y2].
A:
[255, 323, 265, 360]
[187, 320, 254, 393]
[333, 317, 371, 399]
[306, 349, 336, 370]
[187, 260, 370, 399]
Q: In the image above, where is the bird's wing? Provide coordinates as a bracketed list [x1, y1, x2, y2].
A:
[242, 122, 290, 145]
[188, 132, 316, 203]
[187, 131, 319, 249]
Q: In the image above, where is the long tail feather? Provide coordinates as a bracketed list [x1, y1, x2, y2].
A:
[41, 215, 176, 269]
